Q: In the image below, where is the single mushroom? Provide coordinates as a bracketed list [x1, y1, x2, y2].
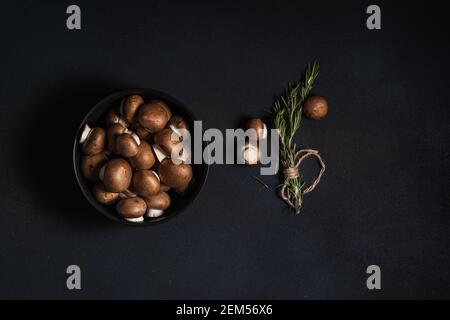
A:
[130, 141, 156, 170]
[120, 95, 144, 124]
[132, 170, 160, 197]
[115, 132, 141, 157]
[81, 153, 108, 182]
[241, 143, 260, 165]
[106, 123, 128, 153]
[80, 126, 106, 155]
[93, 182, 119, 204]
[105, 110, 129, 128]
[303, 96, 328, 120]
[246, 118, 267, 140]
[116, 197, 147, 222]
[138, 100, 172, 133]
[157, 159, 193, 190]
[154, 127, 182, 156]
[144, 192, 171, 218]
[100, 158, 132, 192]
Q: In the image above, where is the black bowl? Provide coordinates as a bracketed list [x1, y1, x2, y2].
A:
[73, 89, 209, 226]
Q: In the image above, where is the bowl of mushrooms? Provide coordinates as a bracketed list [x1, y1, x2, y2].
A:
[73, 89, 208, 225]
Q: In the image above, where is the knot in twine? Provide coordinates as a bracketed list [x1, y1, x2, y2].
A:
[279, 149, 325, 212]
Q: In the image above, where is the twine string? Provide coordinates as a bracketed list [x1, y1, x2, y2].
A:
[279, 149, 326, 211]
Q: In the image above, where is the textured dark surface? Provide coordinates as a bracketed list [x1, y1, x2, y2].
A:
[0, 0, 449, 299]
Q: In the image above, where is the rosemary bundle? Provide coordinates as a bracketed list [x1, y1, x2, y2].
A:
[273, 62, 321, 213]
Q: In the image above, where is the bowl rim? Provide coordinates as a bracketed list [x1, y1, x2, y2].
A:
[72, 88, 209, 226]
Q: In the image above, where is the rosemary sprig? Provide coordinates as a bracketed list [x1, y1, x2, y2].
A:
[273, 62, 319, 213]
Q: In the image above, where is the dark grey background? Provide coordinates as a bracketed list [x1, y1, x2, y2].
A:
[0, 0, 449, 299]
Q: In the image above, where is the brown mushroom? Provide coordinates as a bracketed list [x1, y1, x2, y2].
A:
[81, 153, 108, 182]
[116, 197, 147, 222]
[106, 123, 127, 153]
[100, 158, 132, 192]
[154, 128, 182, 155]
[157, 159, 193, 189]
[93, 182, 119, 204]
[135, 124, 152, 140]
[303, 96, 328, 120]
[138, 101, 171, 133]
[132, 170, 160, 197]
[246, 118, 267, 140]
[120, 95, 144, 124]
[105, 110, 128, 128]
[144, 192, 171, 218]
[130, 141, 156, 170]
[168, 115, 189, 132]
[115, 132, 140, 157]
[80, 126, 106, 155]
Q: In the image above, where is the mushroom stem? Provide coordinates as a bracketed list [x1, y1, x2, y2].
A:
[168, 124, 183, 138]
[152, 144, 168, 162]
[146, 208, 163, 218]
[242, 143, 260, 165]
[119, 189, 138, 199]
[130, 132, 141, 146]
[151, 170, 160, 181]
[79, 124, 93, 144]
[125, 216, 144, 223]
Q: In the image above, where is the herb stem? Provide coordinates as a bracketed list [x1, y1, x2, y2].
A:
[273, 62, 319, 213]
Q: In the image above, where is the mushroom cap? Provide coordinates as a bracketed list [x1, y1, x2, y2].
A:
[121, 95, 144, 123]
[303, 96, 328, 120]
[102, 158, 132, 192]
[130, 141, 156, 170]
[82, 127, 106, 155]
[106, 123, 127, 153]
[116, 133, 140, 157]
[81, 153, 108, 182]
[168, 115, 189, 131]
[144, 192, 171, 210]
[116, 197, 147, 218]
[157, 159, 193, 189]
[138, 101, 172, 133]
[132, 170, 161, 197]
[154, 127, 182, 156]
[93, 182, 119, 204]
[135, 124, 152, 140]
[246, 118, 267, 140]
[105, 110, 129, 128]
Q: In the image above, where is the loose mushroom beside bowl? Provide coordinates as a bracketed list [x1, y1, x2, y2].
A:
[73, 89, 208, 225]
